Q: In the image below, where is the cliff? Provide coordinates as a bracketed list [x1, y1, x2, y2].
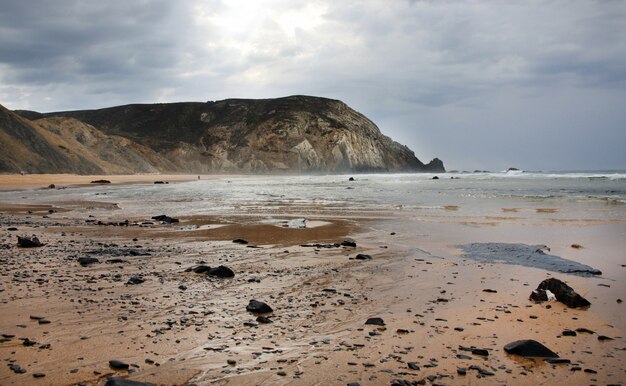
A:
[3, 96, 444, 174]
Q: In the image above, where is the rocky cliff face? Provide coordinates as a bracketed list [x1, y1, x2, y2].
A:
[3, 96, 444, 174]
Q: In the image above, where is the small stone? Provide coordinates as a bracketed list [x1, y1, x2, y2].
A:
[545, 358, 571, 364]
[471, 348, 489, 356]
[407, 362, 420, 371]
[365, 317, 385, 326]
[504, 339, 559, 358]
[227, 359, 236, 366]
[597, 335, 614, 341]
[109, 360, 130, 370]
[277, 371, 287, 376]
[246, 300, 273, 314]
[256, 316, 273, 324]
[457, 367, 467, 375]
[355, 254, 372, 260]
[207, 265, 235, 278]
[126, 276, 145, 285]
[562, 329, 577, 336]
[33, 373, 46, 378]
[78, 257, 99, 266]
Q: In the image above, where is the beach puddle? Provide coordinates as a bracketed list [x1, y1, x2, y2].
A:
[457, 242, 602, 276]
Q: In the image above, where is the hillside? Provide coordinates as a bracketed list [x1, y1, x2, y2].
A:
[0, 105, 177, 174]
[4, 96, 444, 174]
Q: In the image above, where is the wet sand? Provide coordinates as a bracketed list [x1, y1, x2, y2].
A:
[0, 177, 625, 385]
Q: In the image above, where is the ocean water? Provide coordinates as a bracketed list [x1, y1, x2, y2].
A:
[3, 170, 626, 220]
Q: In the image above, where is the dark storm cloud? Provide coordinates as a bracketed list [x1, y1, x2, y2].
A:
[1, 0, 625, 170]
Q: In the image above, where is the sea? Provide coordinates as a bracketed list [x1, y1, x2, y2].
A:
[3, 170, 626, 220]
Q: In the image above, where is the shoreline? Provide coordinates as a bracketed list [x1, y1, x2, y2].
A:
[0, 174, 225, 191]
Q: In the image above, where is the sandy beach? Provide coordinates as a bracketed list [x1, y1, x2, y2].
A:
[0, 174, 624, 385]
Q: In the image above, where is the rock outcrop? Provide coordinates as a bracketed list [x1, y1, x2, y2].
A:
[4, 96, 444, 174]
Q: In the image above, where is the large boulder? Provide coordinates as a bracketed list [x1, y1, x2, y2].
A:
[504, 340, 559, 358]
[529, 278, 590, 308]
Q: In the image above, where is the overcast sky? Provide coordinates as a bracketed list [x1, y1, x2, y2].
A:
[1, 0, 625, 171]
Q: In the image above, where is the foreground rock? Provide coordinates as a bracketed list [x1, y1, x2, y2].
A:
[109, 360, 130, 369]
[529, 278, 591, 308]
[207, 265, 235, 278]
[17, 236, 44, 248]
[504, 340, 559, 358]
[365, 317, 385, 326]
[246, 300, 273, 314]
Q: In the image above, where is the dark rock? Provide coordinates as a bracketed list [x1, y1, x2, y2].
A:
[256, 316, 273, 324]
[126, 276, 145, 285]
[562, 329, 577, 336]
[227, 359, 236, 366]
[530, 278, 591, 308]
[340, 240, 357, 247]
[482, 289, 497, 293]
[355, 254, 372, 260]
[78, 257, 100, 266]
[407, 362, 420, 370]
[575, 328, 594, 334]
[471, 348, 489, 356]
[154, 181, 165, 184]
[584, 369, 597, 374]
[108, 360, 130, 370]
[188, 265, 211, 273]
[348, 177, 355, 181]
[33, 373, 46, 378]
[457, 367, 467, 375]
[104, 378, 156, 386]
[151, 214, 179, 224]
[207, 265, 235, 278]
[38, 319, 50, 324]
[597, 335, 614, 341]
[504, 339, 559, 358]
[545, 358, 571, 364]
[178, 285, 187, 291]
[469, 365, 494, 376]
[246, 300, 273, 314]
[431, 176, 439, 180]
[233, 238, 248, 244]
[9, 364, 26, 374]
[91, 179, 111, 184]
[17, 235, 44, 248]
[47, 184, 55, 189]
[7, 227, 18, 231]
[365, 317, 385, 326]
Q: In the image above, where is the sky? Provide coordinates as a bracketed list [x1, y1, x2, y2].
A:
[1, 0, 625, 171]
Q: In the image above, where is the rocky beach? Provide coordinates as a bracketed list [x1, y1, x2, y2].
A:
[0, 173, 624, 385]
